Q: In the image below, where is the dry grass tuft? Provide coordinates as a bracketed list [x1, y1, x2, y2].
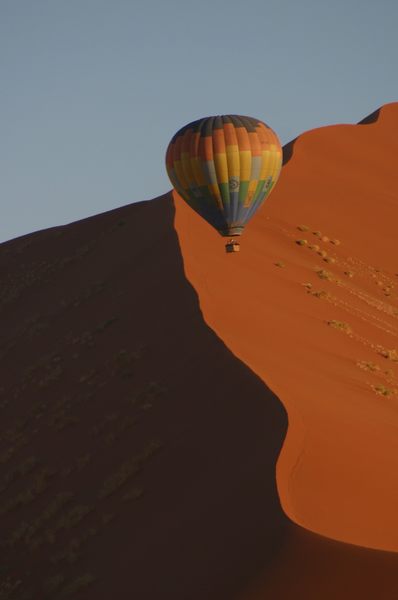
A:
[43, 573, 65, 595]
[326, 320, 352, 333]
[311, 290, 331, 300]
[99, 440, 161, 499]
[0, 576, 23, 599]
[372, 384, 393, 397]
[122, 487, 143, 502]
[316, 269, 333, 280]
[56, 573, 96, 598]
[379, 349, 398, 361]
[357, 361, 380, 372]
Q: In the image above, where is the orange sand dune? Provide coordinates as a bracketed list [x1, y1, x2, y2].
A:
[1, 105, 398, 599]
[174, 102, 398, 552]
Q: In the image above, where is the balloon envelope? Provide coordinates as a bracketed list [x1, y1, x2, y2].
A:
[166, 115, 282, 237]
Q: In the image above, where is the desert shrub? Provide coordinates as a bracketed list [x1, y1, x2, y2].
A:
[326, 320, 352, 333]
[311, 290, 330, 299]
[7, 492, 73, 549]
[72, 331, 95, 347]
[0, 468, 56, 515]
[111, 349, 143, 378]
[50, 412, 78, 432]
[130, 381, 166, 407]
[372, 384, 393, 397]
[78, 368, 100, 387]
[0, 456, 39, 494]
[93, 316, 118, 333]
[357, 361, 380, 372]
[379, 349, 398, 361]
[0, 576, 22, 599]
[53, 504, 93, 533]
[76, 453, 91, 470]
[122, 487, 143, 502]
[316, 269, 332, 280]
[99, 440, 161, 499]
[101, 513, 115, 525]
[50, 528, 98, 565]
[56, 573, 96, 598]
[43, 573, 65, 595]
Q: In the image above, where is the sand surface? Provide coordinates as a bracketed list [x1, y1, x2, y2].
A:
[174, 103, 398, 555]
[0, 104, 397, 598]
[0, 197, 287, 599]
[175, 103, 398, 554]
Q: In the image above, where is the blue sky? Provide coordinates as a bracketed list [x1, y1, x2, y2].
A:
[1, 0, 397, 242]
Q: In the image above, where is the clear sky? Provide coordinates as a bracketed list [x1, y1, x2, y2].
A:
[1, 0, 397, 242]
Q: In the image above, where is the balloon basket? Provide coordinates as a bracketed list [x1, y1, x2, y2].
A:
[225, 240, 240, 253]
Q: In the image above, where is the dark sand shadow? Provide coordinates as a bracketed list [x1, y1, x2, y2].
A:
[282, 138, 297, 166]
[0, 194, 288, 599]
[242, 524, 398, 600]
[358, 108, 381, 125]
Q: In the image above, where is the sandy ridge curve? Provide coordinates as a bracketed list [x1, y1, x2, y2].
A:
[174, 102, 398, 552]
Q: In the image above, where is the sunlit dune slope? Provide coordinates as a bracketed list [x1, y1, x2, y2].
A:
[174, 102, 398, 552]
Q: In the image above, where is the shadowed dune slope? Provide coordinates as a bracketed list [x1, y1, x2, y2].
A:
[0, 197, 289, 599]
[240, 525, 398, 600]
[174, 102, 398, 552]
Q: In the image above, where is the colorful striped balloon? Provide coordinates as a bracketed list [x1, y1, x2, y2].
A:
[166, 115, 282, 237]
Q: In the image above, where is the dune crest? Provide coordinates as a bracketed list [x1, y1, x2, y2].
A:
[174, 102, 398, 551]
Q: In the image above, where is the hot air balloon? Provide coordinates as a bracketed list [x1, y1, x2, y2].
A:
[166, 115, 282, 252]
